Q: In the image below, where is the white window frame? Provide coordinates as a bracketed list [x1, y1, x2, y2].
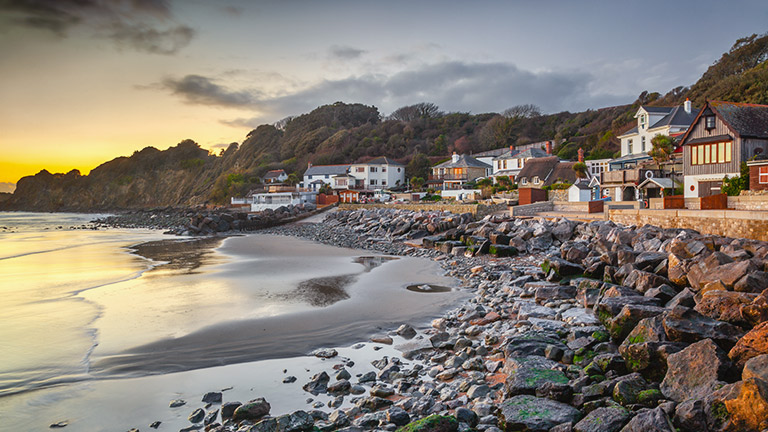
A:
[760, 166, 768, 184]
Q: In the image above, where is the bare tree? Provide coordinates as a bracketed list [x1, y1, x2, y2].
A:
[389, 102, 443, 122]
[502, 104, 542, 119]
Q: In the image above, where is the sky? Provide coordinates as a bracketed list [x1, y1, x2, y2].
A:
[1, 0, 766, 191]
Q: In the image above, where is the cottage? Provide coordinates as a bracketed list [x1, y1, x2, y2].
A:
[747, 155, 768, 192]
[428, 153, 491, 190]
[263, 169, 288, 184]
[680, 100, 768, 197]
[302, 163, 350, 191]
[515, 156, 578, 188]
[348, 157, 405, 190]
[492, 147, 550, 180]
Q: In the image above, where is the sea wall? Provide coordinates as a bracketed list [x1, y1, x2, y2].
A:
[608, 208, 768, 241]
[509, 201, 554, 216]
[338, 202, 507, 217]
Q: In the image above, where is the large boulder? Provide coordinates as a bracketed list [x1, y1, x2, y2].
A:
[573, 406, 631, 432]
[620, 407, 675, 432]
[499, 395, 582, 432]
[503, 333, 567, 358]
[622, 269, 672, 294]
[396, 415, 457, 432]
[662, 307, 744, 351]
[233, 398, 271, 422]
[660, 338, 734, 402]
[741, 288, 768, 326]
[729, 321, 768, 368]
[541, 257, 584, 279]
[694, 290, 757, 327]
[723, 378, 768, 432]
[503, 355, 569, 396]
[605, 303, 665, 343]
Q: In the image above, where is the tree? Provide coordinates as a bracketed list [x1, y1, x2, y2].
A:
[573, 162, 588, 178]
[286, 173, 300, 186]
[410, 177, 425, 191]
[389, 102, 443, 122]
[503, 104, 542, 119]
[479, 115, 515, 149]
[649, 135, 674, 168]
[406, 153, 432, 180]
[722, 162, 750, 196]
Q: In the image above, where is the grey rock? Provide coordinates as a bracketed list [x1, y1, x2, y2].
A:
[499, 395, 582, 432]
[573, 406, 631, 432]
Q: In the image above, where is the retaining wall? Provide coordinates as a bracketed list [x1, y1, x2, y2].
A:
[510, 201, 555, 217]
[608, 209, 768, 242]
[338, 202, 507, 217]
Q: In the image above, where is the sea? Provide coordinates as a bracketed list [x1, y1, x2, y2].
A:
[0, 212, 467, 431]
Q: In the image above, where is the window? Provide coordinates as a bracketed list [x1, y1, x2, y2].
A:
[533, 176, 540, 184]
[640, 115, 646, 129]
[370, 179, 377, 185]
[503, 160, 507, 169]
[397, 168, 401, 172]
[325, 174, 330, 179]
[382, 167, 386, 172]
[691, 142, 733, 165]
[370, 167, 378, 173]
[381, 180, 386, 185]
[356, 167, 365, 172]
[705, 116, 716, 129]
[521, 178, 528, 185]
[641, 136, 646, 152]
[691, 147, 698, 165]
[628, 139, 633, 154]
[718, 142, 725, 163]
[725, 142, 732, 162]
[760, 166, 768, 184]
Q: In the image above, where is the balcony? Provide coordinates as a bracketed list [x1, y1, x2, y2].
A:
[429, 174, 469, 181]
[601, 169, 663, 185]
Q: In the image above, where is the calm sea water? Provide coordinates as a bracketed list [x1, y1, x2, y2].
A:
[0, 212, 465, 431]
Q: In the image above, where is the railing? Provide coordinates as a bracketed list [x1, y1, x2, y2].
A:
[429, 174, 469, 181]
[601, 169, 663, 184]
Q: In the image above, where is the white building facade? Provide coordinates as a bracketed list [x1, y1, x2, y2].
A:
[348, 157, 405, 190]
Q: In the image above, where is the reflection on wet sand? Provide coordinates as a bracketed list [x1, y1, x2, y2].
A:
[281, 274, 356, 307]
[128, 237, 225, 274]
[406, 283, 453, 293]
[353, 255, 398, 272]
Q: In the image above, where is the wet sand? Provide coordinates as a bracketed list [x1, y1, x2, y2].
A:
[91, 234, 466, 377]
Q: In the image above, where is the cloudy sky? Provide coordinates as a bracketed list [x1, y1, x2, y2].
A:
[0, 0, 766, 190]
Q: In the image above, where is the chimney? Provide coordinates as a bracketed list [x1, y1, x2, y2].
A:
[509, 145, 514, 152]
[578, 148, 584, 163]
[684, 98, 692, 114]
[451, 152, 460, 163]
[545, 141, 552, 155]
[308, 161, 313, 168]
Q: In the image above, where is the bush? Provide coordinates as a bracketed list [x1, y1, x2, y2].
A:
[722, 162, 749, 196]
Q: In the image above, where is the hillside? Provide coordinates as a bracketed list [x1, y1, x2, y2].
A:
[2, 33, 766, 211]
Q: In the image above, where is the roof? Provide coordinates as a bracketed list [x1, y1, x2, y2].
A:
[264, 169, 287, 179]
[304, 164, 350, 176]
[638, 177, 679, 189]
[472, 147, 511, 158]
[516, 156, 578, 187]
[747, 154, 768, 166]
[685, 134, 734, 145]
[610, 152, 652, 164]
[710, 100, 768, 139]
[570, 179, 592, 190]
[641, 106, 675, 115]
[495, 147, 548, 161]
[550, 162, 579, 185]
[648, 105, 700, 129]
[353, 156, 404, 166]
[433, 154, 492, 169]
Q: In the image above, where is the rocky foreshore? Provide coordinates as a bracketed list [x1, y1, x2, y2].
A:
[120, 207, 768, 432]
[91, 204, 318, 235]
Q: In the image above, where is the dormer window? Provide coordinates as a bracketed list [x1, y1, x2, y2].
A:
[639, 115, 646, 129]
[533, 176, 540, 184]
[705, 115, 716, 130]
[521, 178, 528, 185]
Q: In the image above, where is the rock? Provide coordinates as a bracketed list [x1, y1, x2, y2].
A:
[396, 324, 417, 339]
[49, 421, 68, 428]
[203, 409, 218, 426]
[666, 287, 695, 309]
[534, 284, 577, 304]
[741, 288, 768, 326]
[397, 415, 457, 432]
[387, 407, 411, 427]
[634, 252, 668, 271]
[233, 398, 271, 421]
[188, 408, 205, 424]
[623, 269, 671, 294]
[662, 307, 744, 351]
[541, 257, 584, 279]
[221, 401, 241, 418]
[619, 407, 675, 432]
[743, 354, 768, 381]
[561, 307, 600, 326]
[735, 271, 768, 293]
[284, 376, 297, 383]
[674, 399, 708, 431]
[371, 335, 394, 344]
[202, 391, 222, 404]
[503, 333, 567, 358]
[535, 381, 573, 403]
[303, 371, 330, 395]
[327, 379, 351, 396]
[723, 377, 768, 432]
[499, 395, 582, 432]
[503, 355, 569, 396]
[467, 384, 491, 399]
[249, 417, 278, 432]
[573, 406, 631, 432]
[660, 339, 733, 402]
[612, 373, 648, 406]
[275, 410, 314, 432]
[311, 348, 338, 358]
[694, 290, 757, 326]
[606, 304, 665, 343]
[729, 321, 768, 368]
[644, 284, 678, 304]
[356, 396, 392, 412]
[169, 399, 186, 408]
[455, 407, 478, 427]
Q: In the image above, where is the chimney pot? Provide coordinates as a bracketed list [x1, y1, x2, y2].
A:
[684, 99, 692, 114]
[451, 152, 460, 163]
[545, 141, 552, 155]
[578, 148, 584, 163]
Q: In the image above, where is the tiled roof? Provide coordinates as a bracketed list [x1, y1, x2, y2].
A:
[649, 105, 700, 129]
[710, 100, 768, 139]
[642, 106, 675, 115]
[264, 169, 286, 178]
[433, 154, 492, 169]
[495, 147, 548, 160]
[354, 156, 404, 166]
[304, 164, 350, 176]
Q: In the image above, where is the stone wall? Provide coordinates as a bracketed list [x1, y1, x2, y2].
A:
[727, 195, 768, 210]
[552, 201, 590, 212]
[608, 209, 768, 241]
[547, 189, 569, 202]
[338, 202, 507, 217]
[510, 201, 554, 216]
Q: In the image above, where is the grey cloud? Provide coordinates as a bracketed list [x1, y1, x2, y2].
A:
[329, 45, 366, 60]
[162, 75, 257, 107]
[175, 61, 632, 128]
[0, 0, 194, 54]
